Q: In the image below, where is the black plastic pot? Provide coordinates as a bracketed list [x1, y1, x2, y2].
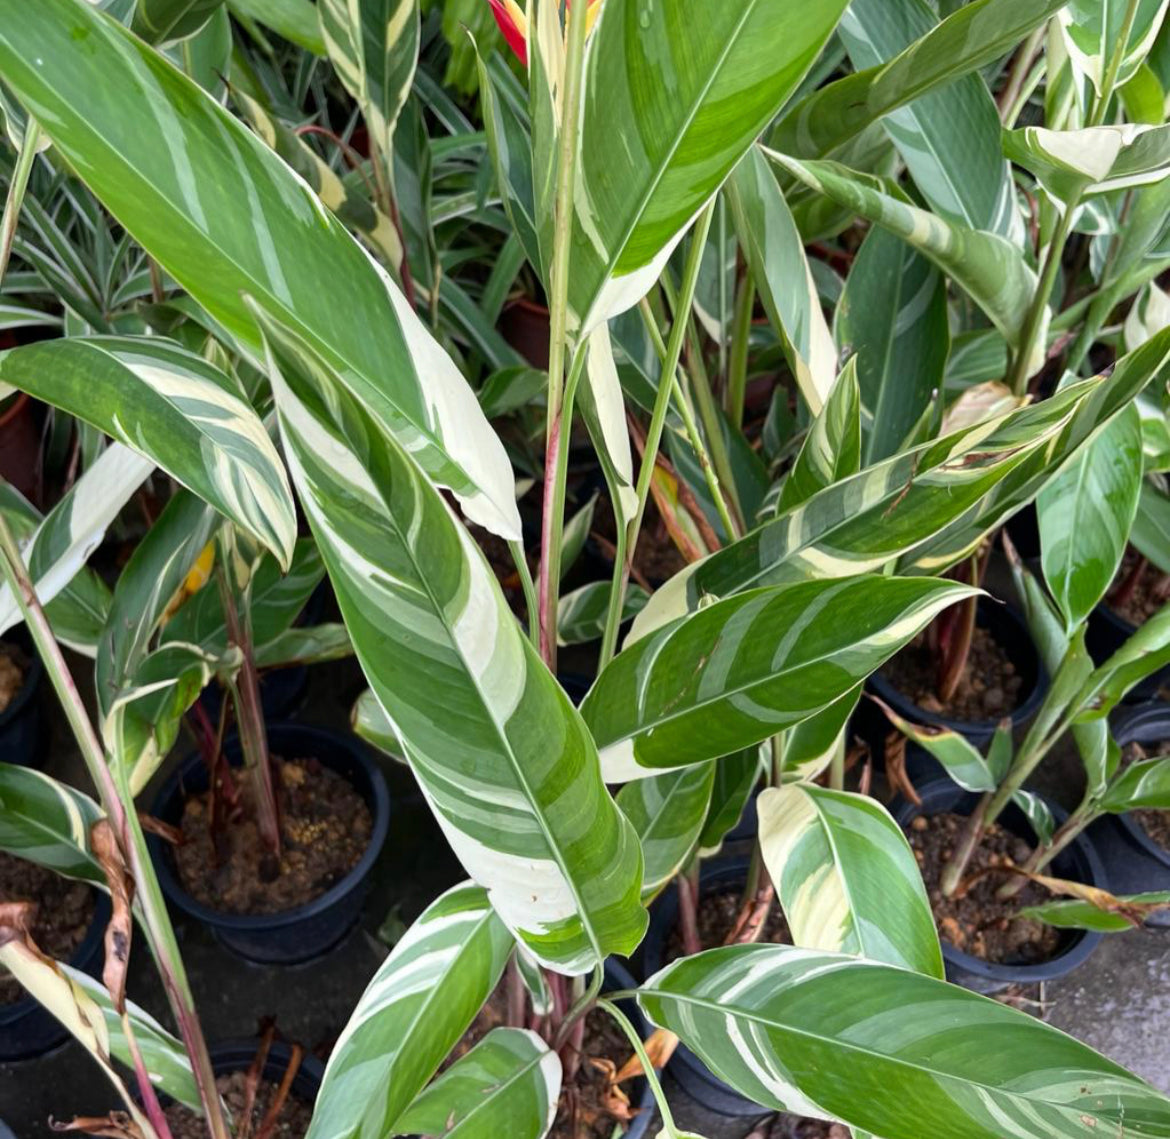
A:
[639, 856, 772, 1123]
[862, 600, 1048, 754]
[198, 665, 310, 725]
[1087, 602, 1170, 703]
[892, 779, 1106, 994]
[1088, 701, 1170, 929]
[149, 723, 390, 965]
[603, 959, 657, 1139]
[0, 630, 44, 768]
[209, 1037, 324, 1098]
[0, 891, 110, 1061]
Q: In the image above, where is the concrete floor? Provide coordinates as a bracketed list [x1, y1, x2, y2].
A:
[1, 643, 1168, 1136]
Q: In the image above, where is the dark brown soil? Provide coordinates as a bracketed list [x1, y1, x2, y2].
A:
[0, 642, 26, 715]
[174, 757, 371, 915]
[593, 495, 688, 586]
[665, 885, 791, 964]
[907, 812, 1061, 965]
[162, 1069, 312, 1139]
[1123, 739, 1170, 853]
[880, 625, 1023, 721]
[768, 1116, 851, 1139]
[1110, 549, 1170, 626]
[0, 851, 94, 1004]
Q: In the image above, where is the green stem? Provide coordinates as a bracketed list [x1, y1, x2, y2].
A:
[726, 274, 754, 430]
[510, 539, 540, 650]
[597, 203, 715, 667]
[998, 802, 1097, 900]
[717, 196, 729, 380]
[998, 26, 1045, 126]
[1091, 0, 1143, 130]
[595, 999, 684, 1139]
[0, 119, 39, 288]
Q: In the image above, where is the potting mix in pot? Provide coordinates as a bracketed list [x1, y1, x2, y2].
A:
[4, 3, 1170, 1139]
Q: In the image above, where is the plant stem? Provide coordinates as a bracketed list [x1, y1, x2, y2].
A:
[939, 794, 991, 898]
[998, 26, 1045, 125]
[596, 999, 685, 1139]
[509, 540, 540, 650]
[0, 516, 230, 1139]
[726, 272, 754, 430]
[597, 203, 716, 667]
[122, 1011, 176, 1139]
[999, 803, 1096, 900]
[0, 119, 38, 286]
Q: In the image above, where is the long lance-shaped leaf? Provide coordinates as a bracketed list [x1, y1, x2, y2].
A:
[235, 91, 404, 270]
[1101, 756, 1170, 811]
[582, 576, 977, 781]
[837, 0, 1022, 241]
[228, 0, 326, 54]
[1077, 602, 1170, 720]
[0, 445, 148, 641]
[132, 0, 222, 43]
[0, 336, 295, 567]
[569, 0, 851, 335]
[699, 747, 764, 854]
[617, 764, 715, 902]
[725, 145, 838, 414]
[773, 0, 1069, 161]
[632, 340, 1169, 636]
[306, 883, 513, 1139]
[0, 0, 520, 540]
[758, 785, 943, 977]
[318, 0, 419, 160]
[776, 357, 860, 514]
[1005, 123, 1170, 205]
[638, 945, 1170, 1139]
[258, 308, 646, 973]
[1038, 401, 1144, 631]
[1059, 0, 1170, 97]
[393, 1028, 562, 1139]
[769, 153, 1045, 376]
[835, 225, 948, 464]
[0, 763, 104, 885]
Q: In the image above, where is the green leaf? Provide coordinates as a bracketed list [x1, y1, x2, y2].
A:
[871, 697, 997, 793]
[1038, 401, 1144, 630]
[351, 687, 404, 760]
[306, 883, 512, 1139]
[228, 0, 326, 53]
[132, 0, 222, 43]
[581, 324, 639, 525]
[260, 308, 647, 973]
[618, 764, 715, 902]
[758, 785, 943, 977]
[0, 0, 520, 540]
[570, 0, 851, 334]
[252, 623, 353, 669]
[837, 0, 1022, 240]
[699, 747, 764, 854]
[557, 581, 649, 647]
[582, 576, 977, 780]
[725, 144, 838, 414]
[781, 689, 862, 785]
[1012, 789, 1056, 845]
[773, 0, 1068, 161]
[1077, 601, 1170, 718]
[0, 763, 104, 885]
[561, 493, 597, 581]
[770, 153, 1045, 377]
[0, 336, 296, 568]
[1059, 0, 1170, 97]
[1133, 482, 1170, 571]
[835, 225, 948, 464]
[319, 0, 419, 158]
[392, 1028, 561, 1139]
[1022, 891, 1170, 932]
[777, 357, 861, 513]
[638, 945, 1170, 1138]
[1102, 755, 1170, 811]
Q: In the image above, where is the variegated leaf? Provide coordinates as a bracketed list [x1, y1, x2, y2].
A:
[0, 445, 146, 642]
[306, 883, 512, 1139]
[0, 763, 104, 884]
[758, 785, 943, 977]
[228, 0, 326, 53]
[0, 0, 520, 540]
[638, 945, 1170, 1138]
[1022, 890, 1170, 931]
[557, 581, 649, 647]
[872, 697, 998, 793]
[582, 576, 977, 781]
[132, 0, 222, 43]
[776, 357, 861, 513]
[699, 747, 765, 854]
[1101, 756, 1170, 811]
[780, 688, 862, 786]
[1077, 601, 1170, 719]
[393, 1028, 561, 1139]
[0, 336, 295, 568]
[318, 0, 419, 160]
[570, 0, 851, 335]
[770, 153, 1046, 378]
[351, 686, 405, 760]
[581, 324, 638, 523]
[252, 623, 353, 669]
[726, 145, 837, 414]
[1059, 0, 1170, 97]
[837, 0, 1023, 242]
[618, 764, 715, 902]
[259, 308, 646, 973]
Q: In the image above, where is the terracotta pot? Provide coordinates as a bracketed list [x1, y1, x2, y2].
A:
[0, 393, 41, 505]
[500, 297, 551, 369]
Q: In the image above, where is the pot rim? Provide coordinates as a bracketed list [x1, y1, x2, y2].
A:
[1111, 700, 1170, 871]
[148, 723, 390, 932]
[0, 631, 43, 730]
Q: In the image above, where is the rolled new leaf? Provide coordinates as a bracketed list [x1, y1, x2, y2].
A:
[639, 944, 1170, 1139]
[1058, 0, 1170, 97]
[306, 883, 512, 1139]
[583, 575, 978, 780]
[0, 336, 295, 568]
[259, 307, 646, 973]
[0, 0, 520, 540]
[758, 785, 943, 977]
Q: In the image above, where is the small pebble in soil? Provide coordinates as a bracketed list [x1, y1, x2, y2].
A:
[1109, 549, 1170, 627]
[163, 1070, 312, 1139]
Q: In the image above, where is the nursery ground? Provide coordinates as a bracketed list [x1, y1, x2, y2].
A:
[1, 651, 1168, 1138]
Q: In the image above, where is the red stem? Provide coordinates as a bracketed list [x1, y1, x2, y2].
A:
[537, 412, 565, 670]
